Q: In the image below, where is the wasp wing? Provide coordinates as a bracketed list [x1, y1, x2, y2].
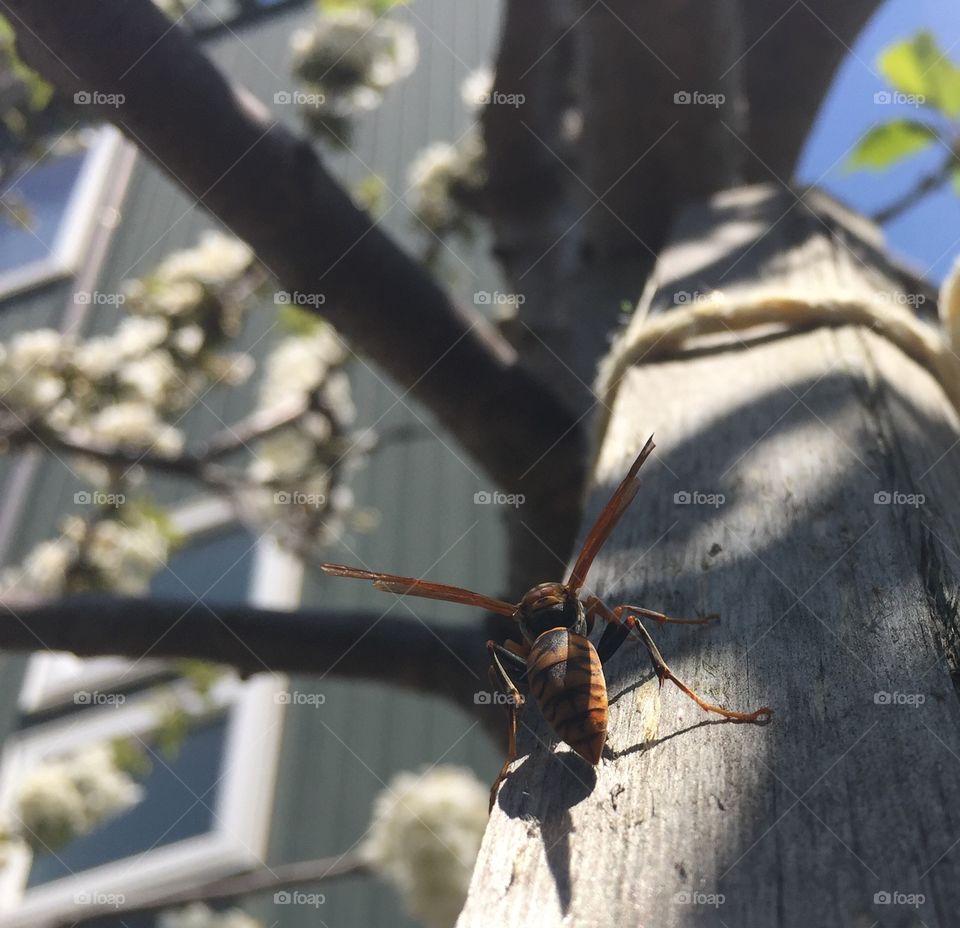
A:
[565, 435, 656, 594]
[320, 564, 519, 616]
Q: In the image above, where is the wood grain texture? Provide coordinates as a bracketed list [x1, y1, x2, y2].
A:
[458, 186, 960, 927]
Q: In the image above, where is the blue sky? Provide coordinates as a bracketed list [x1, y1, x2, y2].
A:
[797, 0, 959, 284]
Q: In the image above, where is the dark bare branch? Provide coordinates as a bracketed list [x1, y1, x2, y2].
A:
[740, 0, 884, 181]
[872, 151, 959, 225]
[46, 852, 368, 928]
[0, 594, 495, 712]
[3, 0, 585, 563]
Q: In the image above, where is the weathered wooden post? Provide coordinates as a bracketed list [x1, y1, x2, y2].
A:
[459, 185, 960, 927]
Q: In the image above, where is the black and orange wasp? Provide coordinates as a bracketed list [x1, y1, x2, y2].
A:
[322, 435, 771, 809]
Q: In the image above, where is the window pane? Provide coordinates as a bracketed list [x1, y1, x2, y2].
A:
[0, 153, 86, 273]
[26, 716, 227, 887]
[149, 530, 254, 604]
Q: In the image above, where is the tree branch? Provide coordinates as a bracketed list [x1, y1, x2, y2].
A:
[872, 150, 959, 224]
[740, 0, 883, 181]
[46, 852, 368, 928]
[0, 594, 496, 713]
[3, 0, 585, 567]
[572, 0, 746, 262]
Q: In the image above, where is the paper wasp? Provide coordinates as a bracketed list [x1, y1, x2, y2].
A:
[321, 435, 771, 809]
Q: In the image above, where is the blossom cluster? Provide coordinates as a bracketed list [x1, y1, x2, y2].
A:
[290, 4, 418, 145]
[11, 744, 143, 853]
[0, 507, 172, 598]
[363, 765, 488, 928]
[405, 68, 490, 244]
[406, 128, 486, 239]
[0, 231, 255, 465]
[245, 323, 357, 551]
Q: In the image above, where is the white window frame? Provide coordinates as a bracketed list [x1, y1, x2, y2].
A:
[0, 125, 129, 301]
[0, 504, 302, 927]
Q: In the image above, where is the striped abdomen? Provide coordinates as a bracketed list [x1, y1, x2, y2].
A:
[527, 628, 608, 764]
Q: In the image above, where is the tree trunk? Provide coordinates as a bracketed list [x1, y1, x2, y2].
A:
[459, 184, 959, 927]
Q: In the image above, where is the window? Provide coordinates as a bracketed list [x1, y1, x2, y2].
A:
[174, 0, 312, 37]
[0, 506, 302, 928]
[0, 127, 129, 301]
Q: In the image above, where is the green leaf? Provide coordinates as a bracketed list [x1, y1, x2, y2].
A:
[278, 304, 322, 335]
[847, 120, 937, 171]
[952, 167, 960, 197]
[154, 703, 192, 758]
[319, 0, 408, 12]
[110, 737, 152, 779]
[173, 659, 224, 698]
[879, 30, 960, 116]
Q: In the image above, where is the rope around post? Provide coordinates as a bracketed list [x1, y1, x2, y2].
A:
[591, 257, 960, 470]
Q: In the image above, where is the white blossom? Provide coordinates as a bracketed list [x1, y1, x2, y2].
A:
[407, 131, 485, 235]
[291, 9, 418, 112]
[149, 280, 206, 318]
[74, 337, 120, 380]
[118, 350, 179, 406]
[461, 66, 492, 109]
[14, 745, 143, 853]
[114, 316, 170, 358]
[64, 745, 143, 823]
[258, 330, 346, 408]
[7, 329, 66, 372]
[171, 324, 205, 357]
[249, 428, 318, 484]
[363, 766, 488, 928]
[21, 539, 77, 595]
[86, 402, 184, 456]
[152, 232, 254, 289]
[159, 902, 262, 928]
[15, 763, 88, 851]
[86, 517, 170, 594]
[0, 329, 67, 413]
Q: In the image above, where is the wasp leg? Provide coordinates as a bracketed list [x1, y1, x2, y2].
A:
[584, 597, 771, 722]
[596, 604, 716, 664]
[613, 603, 719, 626]
[486, 641, 527, 812]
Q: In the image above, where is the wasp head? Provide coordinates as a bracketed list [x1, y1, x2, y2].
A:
[517, 582, 586, 642]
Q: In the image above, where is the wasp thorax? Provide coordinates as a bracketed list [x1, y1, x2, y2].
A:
[518, 582, 586, 641]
